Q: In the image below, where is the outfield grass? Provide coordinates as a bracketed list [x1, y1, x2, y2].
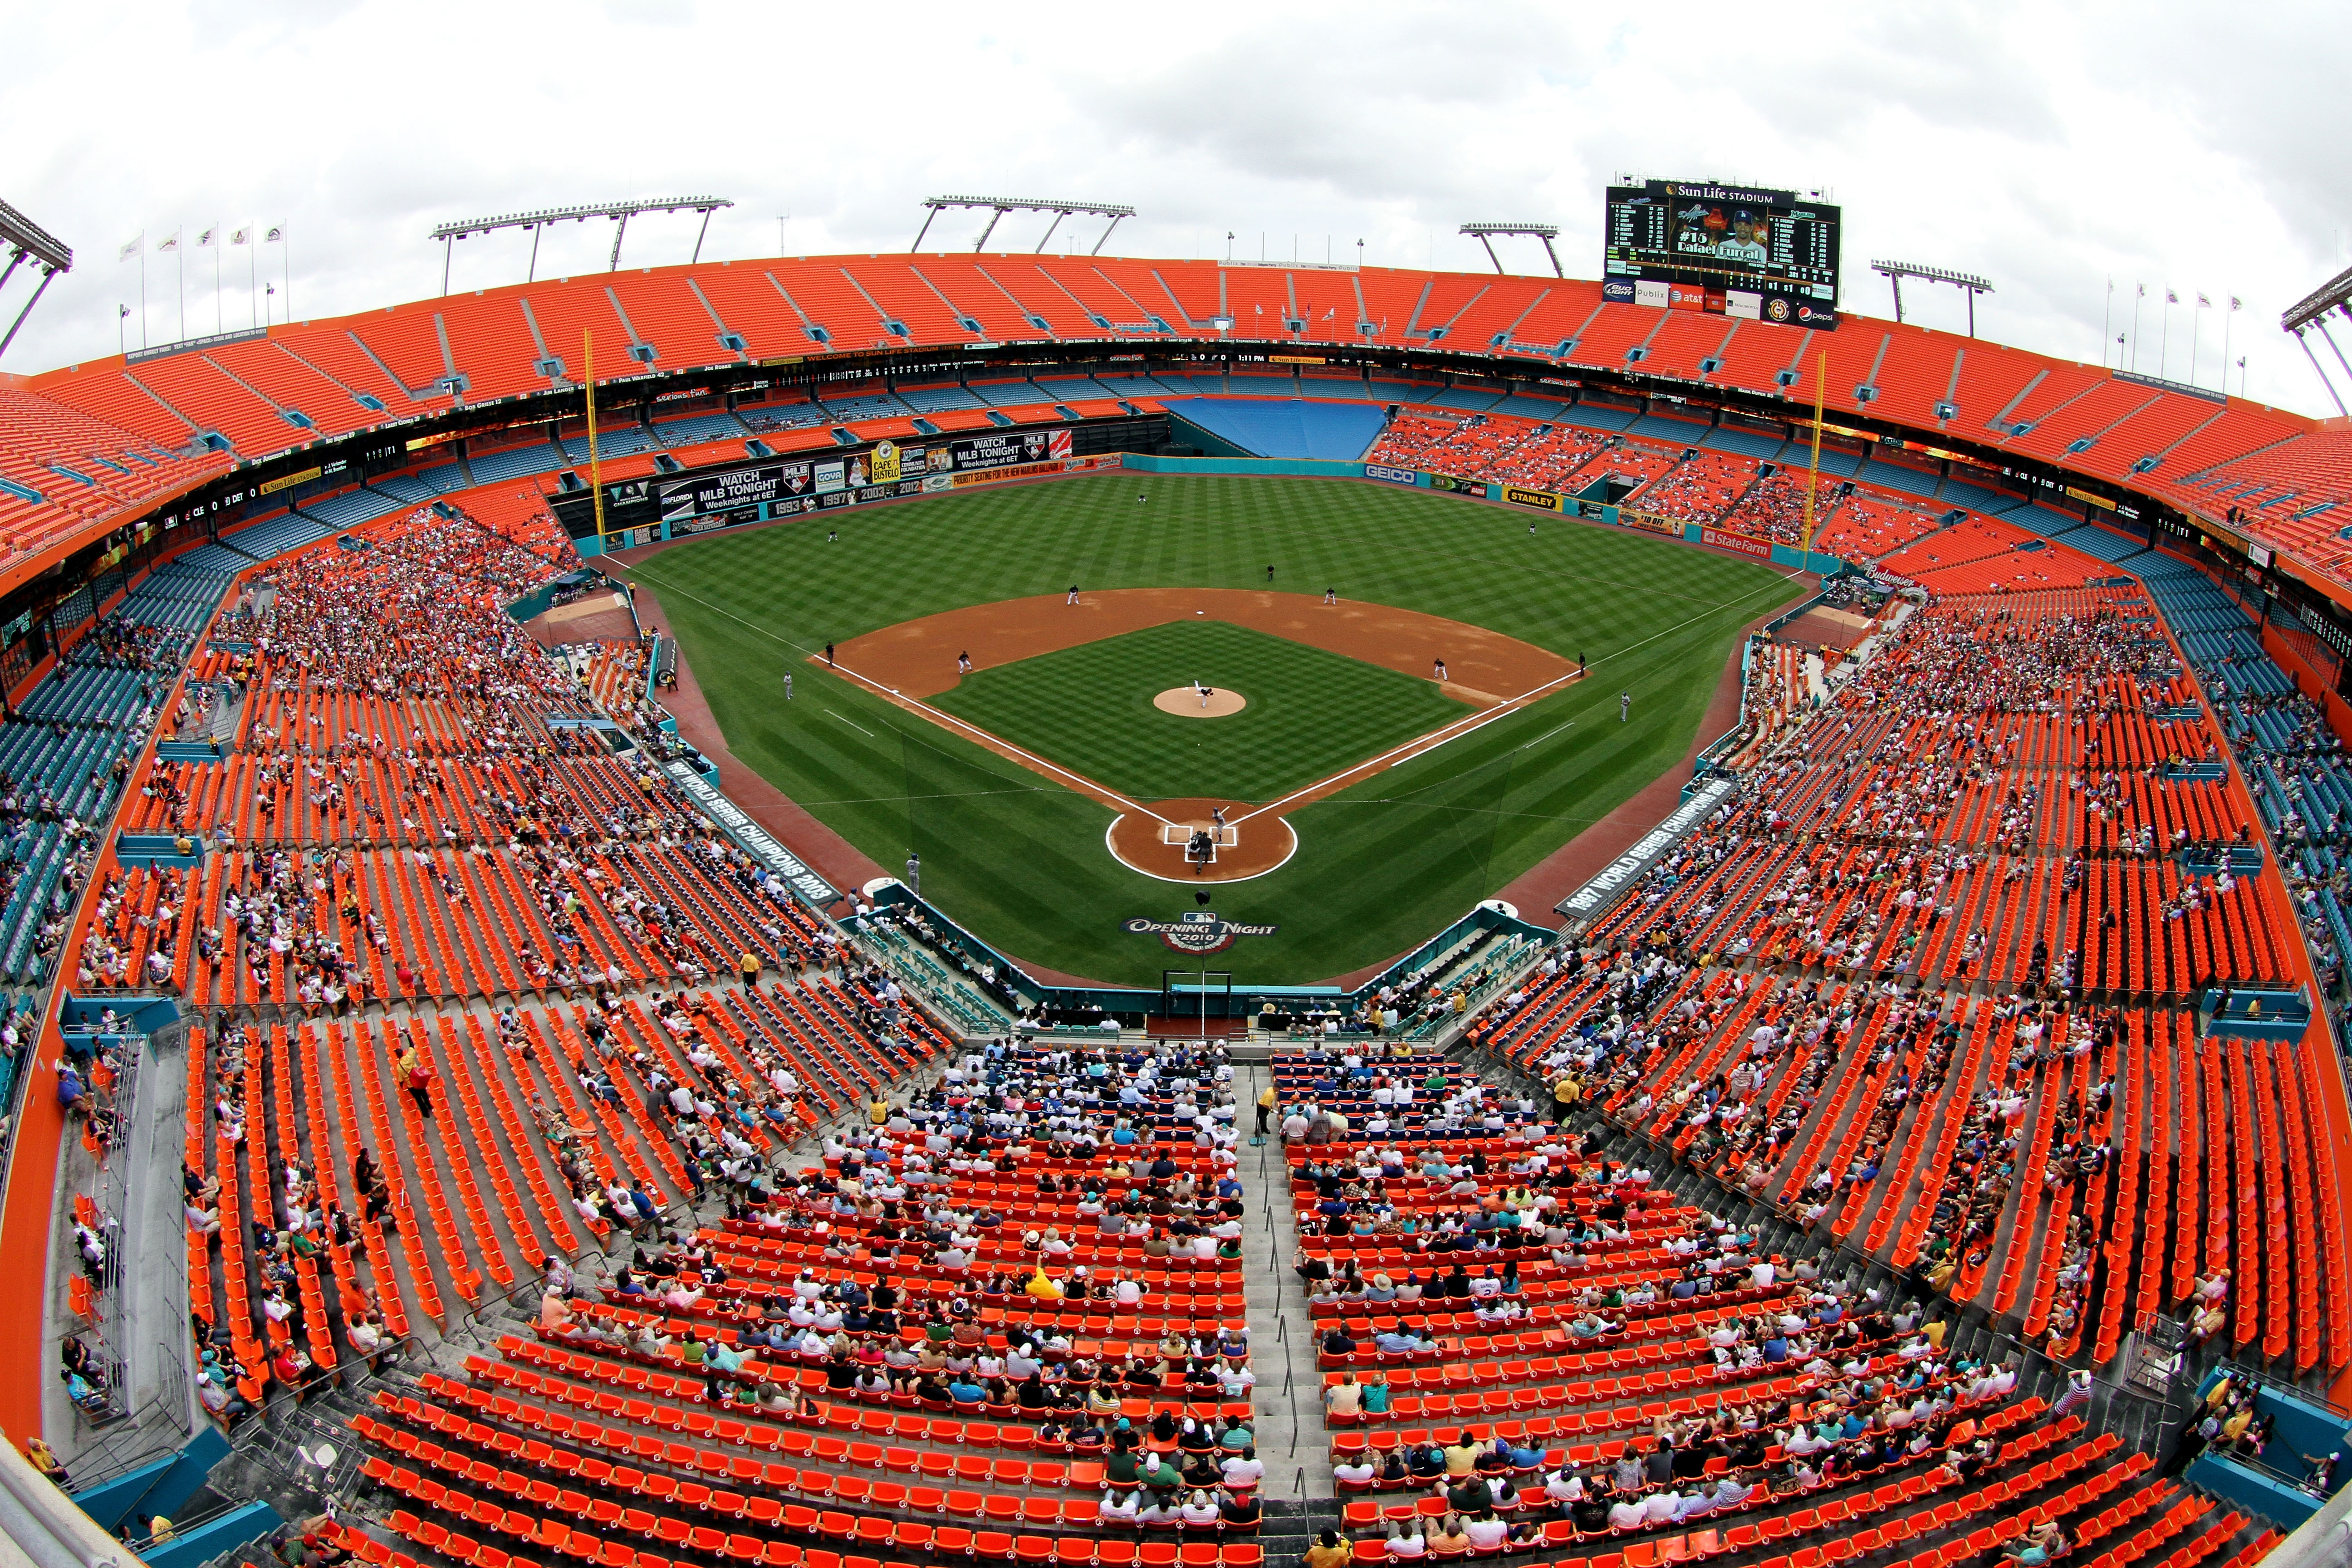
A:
[929, 620, 1471, 803]
[634, 473, 1796, 987]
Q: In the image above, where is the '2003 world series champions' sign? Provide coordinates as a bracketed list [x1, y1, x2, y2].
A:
[1124, 911, 1280, 955]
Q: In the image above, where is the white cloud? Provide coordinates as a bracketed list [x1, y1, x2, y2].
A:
[0, 0, 2342, 418]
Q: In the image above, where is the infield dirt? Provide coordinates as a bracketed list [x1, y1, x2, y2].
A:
[825, 587, 1572, 703]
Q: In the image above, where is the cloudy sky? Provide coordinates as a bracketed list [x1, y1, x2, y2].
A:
[3, 0, 2347, 418]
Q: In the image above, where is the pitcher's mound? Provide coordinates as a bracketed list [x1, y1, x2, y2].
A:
[1153, 686, 1246, 718]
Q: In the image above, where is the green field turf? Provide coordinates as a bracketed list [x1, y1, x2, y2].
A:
[928, 619, 1471, 804]
[632, 472, 1797, 987]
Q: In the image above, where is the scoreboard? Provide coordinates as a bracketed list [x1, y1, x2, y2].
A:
[1602, 180, 1843, 329]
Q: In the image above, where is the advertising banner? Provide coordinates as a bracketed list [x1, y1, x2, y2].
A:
[1621, 509, 1683, 536]
[663, 760, 835, 903]
[1633, 279, 1672, 309]
[1557, 776, 1738, 928]
[945, 428, 1065, 472]
[259, 465, 324, 497]
[660, 461, 812, 522]
[814, 460, 846, 495]
[951, 459, 1068, 489]
[1601, 280, 1636, 304]
[1760, 297, 1841, 329]
[1725, 290, 1762, 320]
[1700, 526, 1775, 558]
[870, 441, 902, 485]
[1429, 474, 1489, 499]
[1503, 486, 1563, 512]
[1364, 463, 1420, 485]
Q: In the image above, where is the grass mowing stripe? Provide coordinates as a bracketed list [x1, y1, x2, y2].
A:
[931, 620, 1469, 803]
[647, 473, 1792, 984]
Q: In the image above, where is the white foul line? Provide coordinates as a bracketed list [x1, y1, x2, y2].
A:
[823, 659, 1176, 827]
[1232, 578, 1802, 826]
[627, 567, 1171, 825]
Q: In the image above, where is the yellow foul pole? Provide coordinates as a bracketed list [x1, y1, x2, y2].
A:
[1800, 349, 1827, 554]
[585, 331, 608, 546]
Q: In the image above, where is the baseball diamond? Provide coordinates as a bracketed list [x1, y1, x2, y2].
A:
[632, 472, 1798, 985]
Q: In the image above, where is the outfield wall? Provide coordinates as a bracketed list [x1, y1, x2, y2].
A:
[578, 448, 1858, 581]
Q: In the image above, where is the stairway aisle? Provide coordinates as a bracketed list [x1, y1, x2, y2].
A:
[1238, 1062, 1339, 1554]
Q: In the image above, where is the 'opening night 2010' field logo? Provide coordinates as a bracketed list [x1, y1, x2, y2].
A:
[1123, 911, 1279, 955]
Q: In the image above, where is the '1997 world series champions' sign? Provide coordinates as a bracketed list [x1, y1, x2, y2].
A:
[1124, 911, 1279, 955]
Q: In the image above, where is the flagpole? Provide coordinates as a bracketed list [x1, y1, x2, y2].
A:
[139, 239, 148, 350]
[2102, 279, 2112, 367]
[175, 234, 185, 342]
[2190, 302, 2202, 388]
[2129, 286, 2142, 373]
[2221, 300, 2235, 400]
[284, 229, 292, 323]
[2159, 294, 2171, 382]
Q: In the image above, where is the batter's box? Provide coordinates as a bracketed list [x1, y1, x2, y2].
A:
[1161, 823, 1238, 848]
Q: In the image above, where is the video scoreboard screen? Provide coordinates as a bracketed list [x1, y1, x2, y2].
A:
[1603, 180, 1842, 329]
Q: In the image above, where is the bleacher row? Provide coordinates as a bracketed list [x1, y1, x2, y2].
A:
[29, 468, 1389, 1568]
[2, 254, 2346, 596]
[1357, 412, 1949, 559]
[0, 363, 2318, 1568]
[1277, 1081, 2272, 1568]
[0, 550, 244, 985]
[1456, 574, 2348, 1379]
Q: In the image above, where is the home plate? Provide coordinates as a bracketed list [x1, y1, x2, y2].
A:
[1161, 823, 1238, 848]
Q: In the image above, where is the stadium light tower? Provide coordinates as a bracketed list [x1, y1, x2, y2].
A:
[911, 196, 1135, 255]
[0, 196, 74, 364]
[1460, 222, 1563, 278]
[1871, 260, 1993, 337]
[2281, 263, 2352, 419]
[429, 197, 735, 293]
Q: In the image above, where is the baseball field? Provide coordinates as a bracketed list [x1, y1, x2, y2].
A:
[630, 472, 1797, 988]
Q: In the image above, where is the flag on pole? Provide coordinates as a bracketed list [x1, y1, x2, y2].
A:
[231, 226, 250, 246]
[118, 233, 142, 262]
[2136, 283, 2146, 297]
[157, 230, 180, 253]
[2196, 292, 2211, 308]
[264, 226, 284, 244]
[196, 226, 216, 248]
[2165, 288, 2178, 304]
[2230, 296, 2242, 311]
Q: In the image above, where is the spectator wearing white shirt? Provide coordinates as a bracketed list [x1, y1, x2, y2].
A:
[1464, 1515, 1509, 1553]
